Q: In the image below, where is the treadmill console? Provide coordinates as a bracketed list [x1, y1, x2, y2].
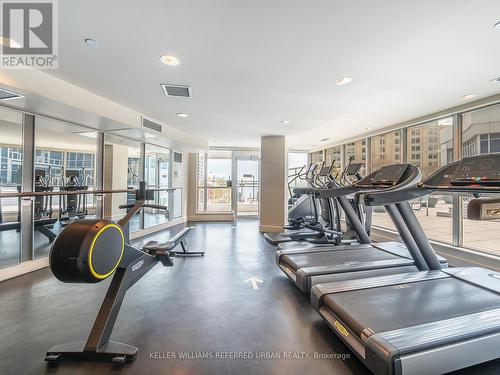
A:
[371, 164, 410, 186]
[451, 154, 500, 186]
[65, 170, 80, 178]
[35, 169, 46, 177]
[346, 163, 363, 176]
[319, 167, 331, 176]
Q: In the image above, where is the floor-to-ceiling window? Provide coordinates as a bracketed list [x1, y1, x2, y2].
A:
[0, 108, 23, 268]
[198, 151, 232, 212]
[206, 152, 231, 212]
[288, 152, 309, 195]
[344, 139, 366, 175]
[310, 150, 324, 164]
[405, 117, 453, 244]
[369, 130, 402, 231]
[461, 105, 500, 255]
[324, 146, 342, 176]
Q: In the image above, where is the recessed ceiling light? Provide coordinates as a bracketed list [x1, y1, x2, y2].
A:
[176, 112, 189, 118]
[0, 36, 21, 48]
[160, 54, 180, 66]
[494, 21, 500, 30]
[84, 38, 98, 47]
[281, 120, 291, 124]
[320, 138, 331, 142]
[335, 77, 353, 86]
[459, 94, 478, 100]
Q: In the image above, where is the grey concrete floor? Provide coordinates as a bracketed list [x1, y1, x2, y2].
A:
[0, 220, 499, 375]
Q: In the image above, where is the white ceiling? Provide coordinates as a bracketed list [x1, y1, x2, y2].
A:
[47, 0, 500, 150]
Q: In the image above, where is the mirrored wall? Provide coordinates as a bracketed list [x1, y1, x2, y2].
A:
[0, 108, 23, 268]
[0, 109, 185, 270]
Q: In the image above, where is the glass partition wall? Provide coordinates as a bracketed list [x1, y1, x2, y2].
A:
[0, 109, 183, 270]
[0, 108, 23, 268]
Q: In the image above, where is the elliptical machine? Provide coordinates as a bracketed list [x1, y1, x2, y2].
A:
[45, 181, 195, 365]
[59, 169, 88, 226]
[15, 169, 58, 242]
[285, 164, 319, 230]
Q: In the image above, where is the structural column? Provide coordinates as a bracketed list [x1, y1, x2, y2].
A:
[259, 135, 287, 233]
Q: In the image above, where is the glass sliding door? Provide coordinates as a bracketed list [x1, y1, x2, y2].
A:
[145, 144, 170, 228]
[235, 158, 260, 217]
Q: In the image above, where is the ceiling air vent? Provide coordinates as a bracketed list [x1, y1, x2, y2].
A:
[174, 152, 183, 163]
[161, 84, 191, 98]
[0, 88, 23, 100]
[142, 118, 162, 133]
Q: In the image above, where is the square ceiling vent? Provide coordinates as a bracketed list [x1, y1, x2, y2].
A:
[161, 84, 191, 98]
[0, 87, 23, 100]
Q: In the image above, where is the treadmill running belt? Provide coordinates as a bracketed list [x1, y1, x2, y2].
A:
[323, 278, 500, 338]
[282, 247, 401, 272]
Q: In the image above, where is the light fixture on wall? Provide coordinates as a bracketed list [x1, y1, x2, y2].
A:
[335, 77, 352, 86]
[160, 54, 180, 66]
[176, 113, 189, 118]
[459, 94, 478, 100]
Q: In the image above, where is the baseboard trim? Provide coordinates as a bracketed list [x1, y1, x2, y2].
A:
[0, 257, 49, 282]
[259, 224, 283, 233]
[188, 213, 235, 222]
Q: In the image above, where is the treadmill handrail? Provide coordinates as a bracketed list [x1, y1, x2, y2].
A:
[355, 165, 422, 206]
[360, 157, 500, 206]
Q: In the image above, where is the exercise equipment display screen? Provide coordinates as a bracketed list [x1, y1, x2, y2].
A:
[372, 164, 409, 185]
[319, 167, 331, 176]
[451, 155, 500, 185]
[65, 170, 79, 177]
[346, 163, 362, 175]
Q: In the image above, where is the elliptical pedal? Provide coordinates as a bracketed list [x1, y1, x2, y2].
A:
[45, 353, 62, 363]
[112, 355, 128, 365]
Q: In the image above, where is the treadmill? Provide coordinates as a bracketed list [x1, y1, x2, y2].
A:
[276, 164, 447, 292]
[264, 162, 337, 245]
[311, 154, 500, 375]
